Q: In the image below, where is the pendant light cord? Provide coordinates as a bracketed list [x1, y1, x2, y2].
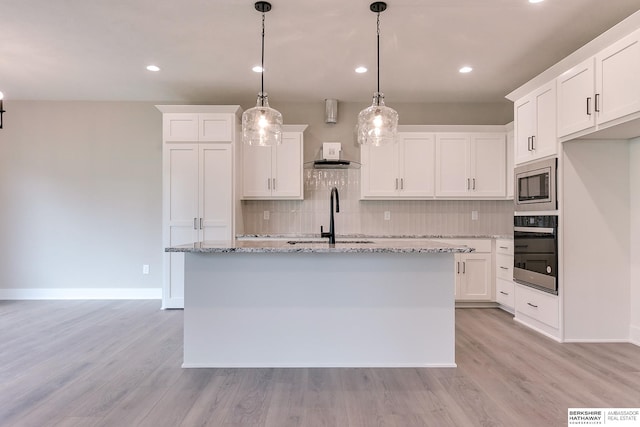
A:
[261, 12, 265, 98]
[376, 12, 380, 94]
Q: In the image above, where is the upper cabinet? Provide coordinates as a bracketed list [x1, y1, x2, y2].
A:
[163, 113, 234, 142]
[241, 125, 306, 200]
[558, 28, 640, 139]
[514, 81, 557, 165]
[361, 132, 435, 199]
[435, 133, 506, 199]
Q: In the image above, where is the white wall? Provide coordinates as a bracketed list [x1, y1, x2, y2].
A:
[562, 139, 630, 341]
[0, 101, 163, 296]
[0, 100, 511, 297]
[630, 137, 640, 345]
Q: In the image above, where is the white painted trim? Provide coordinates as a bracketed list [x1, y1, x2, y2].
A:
[513, 317, 562, 343]
[182, 363, 458, 368]
[563, 338, 631, 344]
[0, 288, 162, 300]
[630, 325, 640, 347]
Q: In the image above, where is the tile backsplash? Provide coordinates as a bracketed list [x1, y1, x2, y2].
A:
[241, 169, 514, 236]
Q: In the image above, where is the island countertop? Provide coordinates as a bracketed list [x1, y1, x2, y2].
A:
[166, 238, 474, 254]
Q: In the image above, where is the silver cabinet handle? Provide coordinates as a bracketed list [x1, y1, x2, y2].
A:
[472, 178, 476, 190]
[527, 136, 531, 151]
[463, 262, 466, 274]
[457, 262, 460, 274]
[587, 97, 592, 116]
[595, 93, 600, 112]
[193, 218, 198, 230]
[500, 291, 509, 296]
[531, 135, 536, 150]
[395, 178, 398, 190]
[272, 178, 276, 191]
[200, 218, 203, 229]
[267, 178, 271, 190]
[500, 266, 509, 270]
[467, 178, 470, 190]
[527, 302, 538, 308]
[499, 246, 508, 250]
[400, 178, 404, 189]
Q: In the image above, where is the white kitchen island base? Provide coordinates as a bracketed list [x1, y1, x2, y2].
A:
[183, 250, 456, 368]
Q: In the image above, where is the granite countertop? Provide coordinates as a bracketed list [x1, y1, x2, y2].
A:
[165, 239, 474, 254]
[237, 234, 513, 240]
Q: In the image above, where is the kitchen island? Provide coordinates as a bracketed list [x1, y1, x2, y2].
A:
[166, 239, 472, 368]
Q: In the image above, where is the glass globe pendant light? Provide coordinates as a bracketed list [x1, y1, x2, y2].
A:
[357, 2, 398, 146]
[242, 1, 283, 146]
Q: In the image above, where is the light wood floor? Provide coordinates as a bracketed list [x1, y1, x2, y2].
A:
[1, 301, 638, 426]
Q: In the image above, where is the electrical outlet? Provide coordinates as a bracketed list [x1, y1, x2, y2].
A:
[384, 211, 391, 221]
[263, 210, 270, 220]
[142, 264, 150, 275]
[471, 210, 478, 221]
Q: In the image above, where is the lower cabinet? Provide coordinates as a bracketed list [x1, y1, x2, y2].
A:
[495, 238, 515, 311]
[514, 283, 560, 340]
[438, 239, 493, 301]
[455, 252, 492, 301]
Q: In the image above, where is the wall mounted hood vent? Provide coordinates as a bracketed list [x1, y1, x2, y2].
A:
[305, 142, 361, 169]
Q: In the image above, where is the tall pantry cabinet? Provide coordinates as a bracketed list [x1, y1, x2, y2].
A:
[157, 105, 241, 309]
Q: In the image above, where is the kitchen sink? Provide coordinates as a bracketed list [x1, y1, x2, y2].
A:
[286, 240, 375, 245]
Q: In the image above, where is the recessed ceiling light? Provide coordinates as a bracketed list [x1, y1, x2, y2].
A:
[459, 66, 473, 73]
[146, 65, 160, 72]
[252, 65, 264, 73]
[355, 66, 368, 74]
[529, 0, 544, 3]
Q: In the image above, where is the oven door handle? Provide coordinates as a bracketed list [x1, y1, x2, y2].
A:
[514, 226, 555, 234]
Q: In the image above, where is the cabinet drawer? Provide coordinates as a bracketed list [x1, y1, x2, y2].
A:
[496, 254, 513, 280]
[495, 239, 513, 255]
[515, 284, 559, 329]
[496, 278, 515, 308]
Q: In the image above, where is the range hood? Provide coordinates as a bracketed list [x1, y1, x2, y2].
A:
[306, 143, 361, 169]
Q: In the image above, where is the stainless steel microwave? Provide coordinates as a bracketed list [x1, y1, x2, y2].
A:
[514, 158, 557, 211]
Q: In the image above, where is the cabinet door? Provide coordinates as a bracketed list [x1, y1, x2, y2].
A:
[398, 133, 435, 198]
[199, 114, 233, 142]
[272, 132, 303, 199]
[514, 96, 535, 164]
[435, 134, 471, 197]
[470, 134, 506, 198]
[558, 58, 595, 137]
[595, 29, 640, 126]
[458, 253, 492, 301]
[163, 114, 199, 141]
[361, 142, 398, 198]
[533, 82, 557, 159]
[506, 129, 514, 199]
[242, 144, 272, 198]
[200, 144, 233, 241]
[163, 144, 200, 307]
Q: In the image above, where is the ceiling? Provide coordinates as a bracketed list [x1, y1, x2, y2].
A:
[3, 0, 639, 106]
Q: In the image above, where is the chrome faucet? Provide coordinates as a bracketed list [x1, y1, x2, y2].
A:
[320, 186, 340, 244]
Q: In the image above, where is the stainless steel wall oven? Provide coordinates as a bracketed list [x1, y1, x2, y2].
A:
[514, 215, 558, 295]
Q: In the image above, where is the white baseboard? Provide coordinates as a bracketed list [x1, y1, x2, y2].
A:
[0, 288, 162, 300]
[563, 338, 631, 343]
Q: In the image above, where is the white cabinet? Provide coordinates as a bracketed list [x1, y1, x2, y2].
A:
[506, 127, 514, 199]
[515, 284, 559, 330]
[158, 105, 240, 309]
[361, 132, 435, 199]
[435, 133, 506, 198]
[241, 125, 306, 200]
[495, 239, 515, 311]
[163, 113, 234, 142]
[438, 239, 493, 301]
[514, 81, 557, 165]
[558, 28, 640, 139]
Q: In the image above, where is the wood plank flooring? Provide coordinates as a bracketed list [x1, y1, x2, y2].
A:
[1, 300, 638, 426]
